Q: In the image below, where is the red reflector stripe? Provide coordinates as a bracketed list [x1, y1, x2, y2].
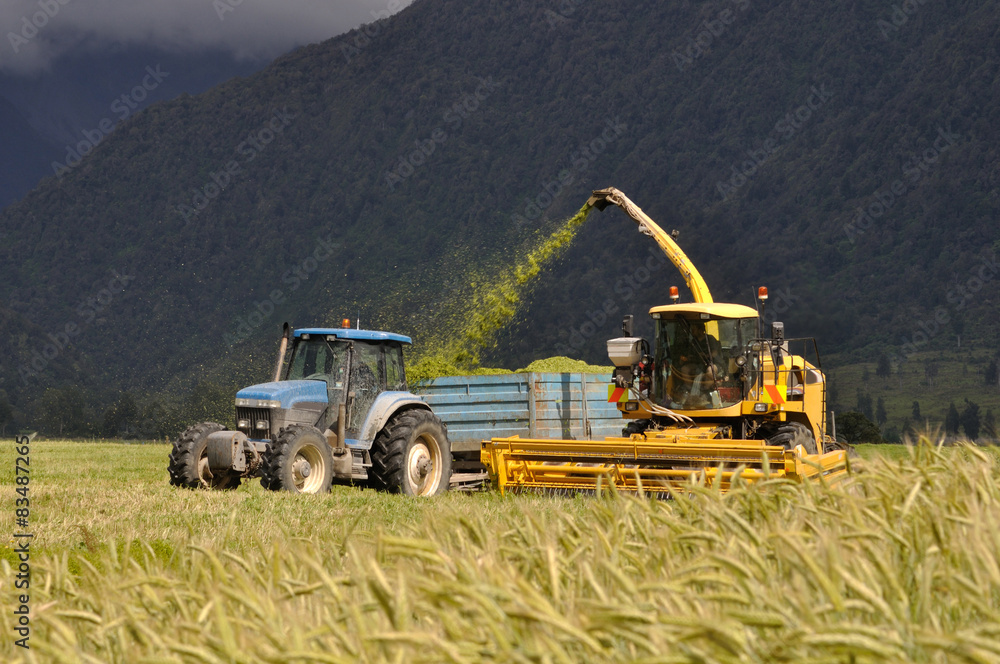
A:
[764, 385, 785, 405]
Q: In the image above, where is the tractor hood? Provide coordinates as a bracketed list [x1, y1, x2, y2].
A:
[235, 380, 328, 409]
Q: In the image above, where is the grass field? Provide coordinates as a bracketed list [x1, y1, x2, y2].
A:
[2, 439, 1000, 662]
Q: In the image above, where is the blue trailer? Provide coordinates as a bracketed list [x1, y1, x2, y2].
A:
[413, 372, 622, 484]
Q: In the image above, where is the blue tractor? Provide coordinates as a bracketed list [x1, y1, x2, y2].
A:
[168, 323, 452, 495]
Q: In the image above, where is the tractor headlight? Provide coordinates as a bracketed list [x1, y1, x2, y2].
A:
[256, 420, 269, 430]
[237, 419, 250, 429]
[235, 398, 281, 408]
[754, 403, 768, 412]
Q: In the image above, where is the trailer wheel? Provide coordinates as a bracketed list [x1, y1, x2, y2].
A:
[371, 409, 451, 496]
[261, 425, 334, 494]
[766, 421, 818, 455]
[168, 422, 242, 489]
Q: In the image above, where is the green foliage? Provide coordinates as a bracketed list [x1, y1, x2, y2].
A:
[876, 354, 891, 379]
[945, 402, 961, 434]
[837, 411, 884, 444]
[984, 408, 997, 440]
[961, 398, 981, 440]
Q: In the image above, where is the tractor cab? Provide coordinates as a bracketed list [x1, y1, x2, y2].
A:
[234, 326, 413, 443]
[282, 328, 409, 433]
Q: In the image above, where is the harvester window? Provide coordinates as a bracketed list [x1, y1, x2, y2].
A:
[653, 317, 756, 410]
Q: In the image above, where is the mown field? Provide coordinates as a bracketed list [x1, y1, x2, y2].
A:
[2, 439, 1000, 662]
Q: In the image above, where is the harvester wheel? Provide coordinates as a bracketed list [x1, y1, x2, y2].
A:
[766, 421, 818, 455]
[261, 425, 334, 494]
[168, 422, 242, 490]
[371, 409, 452, 496]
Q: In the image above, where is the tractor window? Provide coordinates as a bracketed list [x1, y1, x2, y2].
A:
[347, 341, 384, 433]
[286, 338, 348, 387]
[653, 317, 756, 410]
[385, 343, 406, 391]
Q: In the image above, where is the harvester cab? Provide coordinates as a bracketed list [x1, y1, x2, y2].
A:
[168, 322, 452, 496]
[608, 303, 826, 454]
[481, 187, 847, 495]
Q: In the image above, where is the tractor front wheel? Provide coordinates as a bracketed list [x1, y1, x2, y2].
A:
[168, 422, 242, 490]
[371, 409, 452, 496]
[261, 425, 334, 494]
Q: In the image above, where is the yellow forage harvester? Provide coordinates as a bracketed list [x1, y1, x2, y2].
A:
[482, 187, 850, 495]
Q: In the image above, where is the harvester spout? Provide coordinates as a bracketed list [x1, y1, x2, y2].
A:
[587, 187, 714, 303]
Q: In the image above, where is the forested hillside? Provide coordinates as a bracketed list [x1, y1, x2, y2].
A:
[1, 0, 998, 435]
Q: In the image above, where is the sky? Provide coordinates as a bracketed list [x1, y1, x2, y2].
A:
[1, 0, 412, 76]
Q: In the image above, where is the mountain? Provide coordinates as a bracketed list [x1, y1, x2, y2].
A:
[0, 47, 271, 207]
[1, 0, 998, 434]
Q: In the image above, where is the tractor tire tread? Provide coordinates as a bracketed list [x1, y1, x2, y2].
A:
[168, 422, 240, 489]
[370, 409, 451, 496]
[260, 424, 334, 493]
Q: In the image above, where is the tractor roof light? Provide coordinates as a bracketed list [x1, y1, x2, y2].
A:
[758, 286, 768, 301]
[669, 286, 679, 302]
[342, 318, 351, 328]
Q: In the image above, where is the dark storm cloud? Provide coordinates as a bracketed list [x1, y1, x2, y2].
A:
[1, 0, 410, 75]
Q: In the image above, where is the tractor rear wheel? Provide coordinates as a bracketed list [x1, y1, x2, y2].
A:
[168, 422, 242, 489]
[766, 421, 819, 455]
[371, 409, 451, 496]
[260, 424, 334, 494]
